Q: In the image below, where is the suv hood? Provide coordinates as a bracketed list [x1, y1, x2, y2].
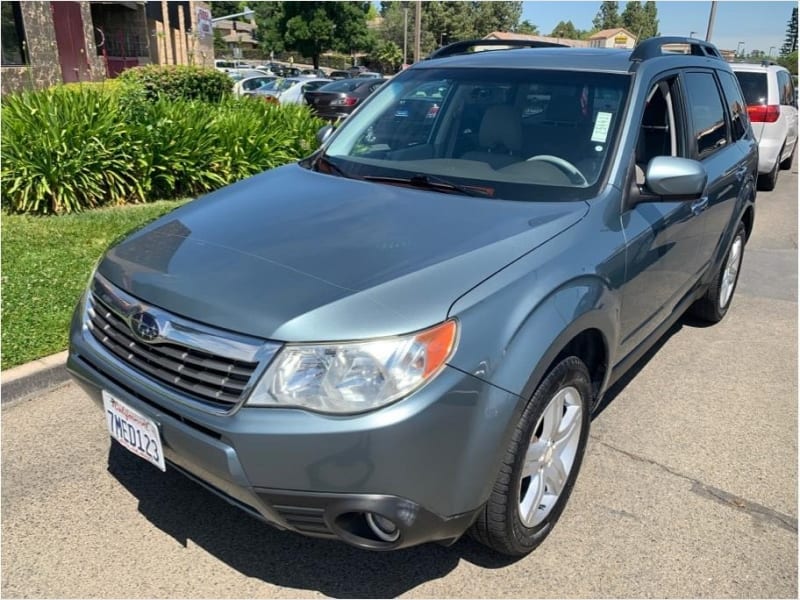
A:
[98, 164, 587, 341]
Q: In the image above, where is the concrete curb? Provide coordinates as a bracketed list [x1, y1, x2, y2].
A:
[1, 351, 70, 404]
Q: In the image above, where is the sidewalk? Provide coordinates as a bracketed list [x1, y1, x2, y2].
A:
[1, 351, 69, 404]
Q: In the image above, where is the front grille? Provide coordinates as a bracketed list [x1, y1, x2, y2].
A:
[87, 293, 259, 407]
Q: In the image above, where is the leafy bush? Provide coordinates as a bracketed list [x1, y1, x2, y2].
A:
[117, 65, 233, 103]
[1, 84, 326, 214]
[1, 87, 144, 214]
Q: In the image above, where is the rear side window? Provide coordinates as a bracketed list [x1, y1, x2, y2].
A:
[319, 80, 360, 93]
[777, 70, 795, 106]
[717, 71, 749, 141]
[683, 72, 728, 159]
[734, 72, 767, 105]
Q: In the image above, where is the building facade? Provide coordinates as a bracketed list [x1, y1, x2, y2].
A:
[587, 28, 637, 49]
[1, 0, 214, 95]
[213, 17, 257, 58]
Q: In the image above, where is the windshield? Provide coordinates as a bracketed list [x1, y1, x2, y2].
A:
[320, 67, 631, 201]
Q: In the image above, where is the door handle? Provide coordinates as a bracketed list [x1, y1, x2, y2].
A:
[691, 196, 709, 215]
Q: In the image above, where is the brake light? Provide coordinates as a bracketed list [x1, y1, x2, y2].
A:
[331, 96, 359, 107]
[747, 104, 780, 123]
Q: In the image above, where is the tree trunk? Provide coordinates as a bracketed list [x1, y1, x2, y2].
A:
[313, 53, 320, 69]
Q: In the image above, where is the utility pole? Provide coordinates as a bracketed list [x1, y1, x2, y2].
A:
[705, 0, 717, 42]
[414, 0, 421, 63]
[403, 4, 408, 66]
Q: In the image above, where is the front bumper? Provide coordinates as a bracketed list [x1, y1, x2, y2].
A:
[68, 295, 521, 550]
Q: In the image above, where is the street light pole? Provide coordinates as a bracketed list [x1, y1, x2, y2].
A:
[705, 0, 717, 42]
[211, 7, 254, 23]
[769, 46, 776, 57]
[737, 41, 745, 58]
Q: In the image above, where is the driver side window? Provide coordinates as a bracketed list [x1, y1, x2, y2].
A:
[635, 78, 682, 185]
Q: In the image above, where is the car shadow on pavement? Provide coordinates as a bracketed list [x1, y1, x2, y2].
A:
[107, 444, 522, 598]
[592, 313, 707, 418]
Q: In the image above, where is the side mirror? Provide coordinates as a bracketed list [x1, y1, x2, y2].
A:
[316, 124, 334, 145]
[644, 156, 707, 200]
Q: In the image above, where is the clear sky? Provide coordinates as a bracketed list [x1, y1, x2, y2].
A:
[522, 1, 795, 55]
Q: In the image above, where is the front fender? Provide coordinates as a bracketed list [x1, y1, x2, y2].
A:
[448, 269, 620, 407]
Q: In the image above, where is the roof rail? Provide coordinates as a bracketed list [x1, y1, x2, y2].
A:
[630, 36, 723, 62]
[428, 38, 567, 60]
[761, 59, 778, 67]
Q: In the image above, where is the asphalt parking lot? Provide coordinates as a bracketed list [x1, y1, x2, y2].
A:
[2, 164, 797, 598]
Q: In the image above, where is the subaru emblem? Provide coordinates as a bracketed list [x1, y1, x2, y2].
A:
[130, 311, 160, 342]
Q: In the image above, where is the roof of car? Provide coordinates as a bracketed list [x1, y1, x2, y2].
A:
[729, 61, 789, 73]
[419, 47, 635, 73]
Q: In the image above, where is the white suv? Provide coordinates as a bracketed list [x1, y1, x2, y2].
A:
[732, 62, 798, 190]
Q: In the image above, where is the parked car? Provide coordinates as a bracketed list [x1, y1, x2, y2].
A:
[301, 68, 328, 78]
[69, 37, 756, 557]
[304, 78, 386, 120]
[731, 61, 798, 190]
[247, 77, 332, 105]
[355, 71, 383, 79]
[232, 74, 277, 97]
[329, 70, 353, 80]
[225, 68, 270, 83]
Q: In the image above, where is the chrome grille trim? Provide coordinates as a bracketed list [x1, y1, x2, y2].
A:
[85, 273, 281, 411]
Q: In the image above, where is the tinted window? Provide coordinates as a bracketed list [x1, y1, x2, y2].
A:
[718, 71, 748, 140]
[318, 80, 361, 93]
[301, 81, 328, 93]
[683, 72, 728, 158]
[777, 70, 794, 106]
[1, 1, 26, 66]
[734, 72, 767, 105]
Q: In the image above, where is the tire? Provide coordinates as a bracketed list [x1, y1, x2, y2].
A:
[470, 356, 591, 556]
[780, 142, 796, 170]
[689, 222, 746, 324]
[758, 152, 780, 191]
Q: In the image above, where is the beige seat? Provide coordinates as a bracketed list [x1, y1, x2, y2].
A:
[460, 105, 522, 169]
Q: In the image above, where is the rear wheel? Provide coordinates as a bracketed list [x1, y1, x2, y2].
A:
[690, 222, 746, 323]
[780, 142, 796, 170]
[758, 150, 781, 191]
[470, 356, 591, 556]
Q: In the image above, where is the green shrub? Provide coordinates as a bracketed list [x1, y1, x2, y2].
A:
[129, 99, 228, 199]
[117, 65, 232, 103]
[1, 84, 324, 215]
[1, 86, 145, 215]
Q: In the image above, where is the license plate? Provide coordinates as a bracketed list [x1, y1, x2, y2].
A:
[102, 391, 165, 471]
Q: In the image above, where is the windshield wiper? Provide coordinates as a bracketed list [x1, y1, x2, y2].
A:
[361, 173, 494, 197]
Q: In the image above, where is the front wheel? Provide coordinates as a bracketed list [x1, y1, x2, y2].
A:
[470, 357, 591, 556]
[689, 222, 746, 323]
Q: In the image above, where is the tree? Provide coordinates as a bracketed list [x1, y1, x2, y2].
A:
[374, 39, 403, 73]
[780, 7, 798, 56]
[515, 19, 540, 35]
[209, 1, 242, 19]
[473, 1, 523, 37]
[213, 29, 228, 55]
[621, 0, 658, 41]
[550, 20, 581, 40]
[279, 2, 372, 69]
[778, 50, 798, 75]
[593, 1, 622, 31]
[252, 1, 285, 56]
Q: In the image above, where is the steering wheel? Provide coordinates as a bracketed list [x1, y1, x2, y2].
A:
[525, 155, 588, 186]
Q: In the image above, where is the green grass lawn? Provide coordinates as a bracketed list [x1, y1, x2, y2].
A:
[1, 200, 189, 370]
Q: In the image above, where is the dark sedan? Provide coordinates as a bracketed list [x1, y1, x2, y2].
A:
[304, 78, 386, 120]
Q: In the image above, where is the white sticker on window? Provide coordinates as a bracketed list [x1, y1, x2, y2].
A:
[591, 112, 613, 143]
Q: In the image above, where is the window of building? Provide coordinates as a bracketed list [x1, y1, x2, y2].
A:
[683, 72, 728, 159]
[1, 1, 26, 66]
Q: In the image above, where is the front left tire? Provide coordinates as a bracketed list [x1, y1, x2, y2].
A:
[470, 356, 592, 556]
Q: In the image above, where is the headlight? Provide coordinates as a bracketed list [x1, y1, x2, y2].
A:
[247, 320, 458, 414]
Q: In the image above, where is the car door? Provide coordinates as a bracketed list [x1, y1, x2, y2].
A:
[777, 70, 798, 158]
[700, 70, 757, 262]
[618, 75, 708, 357]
